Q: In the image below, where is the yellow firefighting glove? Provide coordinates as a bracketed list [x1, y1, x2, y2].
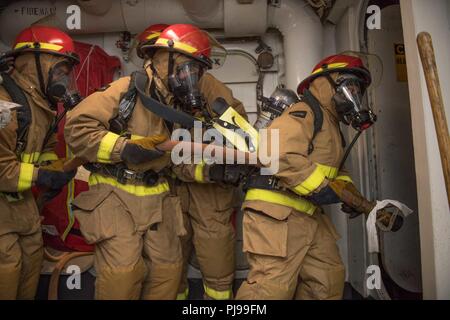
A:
[120, 134, 167, 165]
[328, 179, 403, 232]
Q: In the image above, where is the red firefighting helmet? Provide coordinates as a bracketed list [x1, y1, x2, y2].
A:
[12, 25, 79, 64]
[297, 54, 371, 94]
[136, 23, 169, 59]
[141, 23, 224, 69]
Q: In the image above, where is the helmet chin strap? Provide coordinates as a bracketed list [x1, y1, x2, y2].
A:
[33, 46, 47, 98]
[325, 73, 338, 88]
[167, 40, 175, 90]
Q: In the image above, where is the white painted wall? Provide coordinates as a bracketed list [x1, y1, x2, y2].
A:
[400, 0, 450, 300]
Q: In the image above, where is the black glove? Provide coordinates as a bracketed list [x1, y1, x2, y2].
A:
[307, 185, 341, 206]
[209, 164, 251, 186]
[36, 168, 76, 191]
[341, 203, 364, 219]
[120, 135, 166, 165]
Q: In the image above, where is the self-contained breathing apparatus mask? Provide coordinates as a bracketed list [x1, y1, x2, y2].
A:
[46, 60, 81, 110]
[329, 74, 376, 132]
[40, 60, 82, 150]
[326, 73, 377, 172]
[168, 55, 207, 114]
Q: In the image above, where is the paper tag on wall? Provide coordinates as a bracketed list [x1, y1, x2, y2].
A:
[394, 44, 408, 82]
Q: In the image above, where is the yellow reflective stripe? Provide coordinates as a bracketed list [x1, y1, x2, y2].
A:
[312, 62, 349, 75]
[194, 162, 206, 183]
[89, 173, 169, 197]
[21, 152, 41, 164]
[38, 152, 58, 163]
[14, 41, 63, 52]
[203, 284, 232, 300]
[156, 37, 198, 54]
[292, 165, 327, 196]
[97, 132, 120, 163]
[336, 175, 353, 183]
[245, 189, 317, 216]
[317, 163, 339, 179]
[145, 32, 160, 41]
[292, 163, 340, 196]
[176, 288, 189, 300]
[61, 178, 76, 241]
[18, 163, 34, 192]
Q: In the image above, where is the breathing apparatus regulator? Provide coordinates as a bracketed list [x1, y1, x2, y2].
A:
[254, 87, 300, 130]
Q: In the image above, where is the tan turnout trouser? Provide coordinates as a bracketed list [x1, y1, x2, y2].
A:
[73, 183, 185, 300]
[236, 207, 345, 300]
[176, 182, 236, 300]
[0, 191, 44, 300]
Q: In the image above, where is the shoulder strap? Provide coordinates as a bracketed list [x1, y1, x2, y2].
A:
[0, 72, 31, 156]
[109, 72, 138, 134]
[134, 71, 197, 129]
[301, 89, 324, 155]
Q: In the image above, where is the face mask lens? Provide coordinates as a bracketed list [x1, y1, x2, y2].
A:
[177, 62, 204, 83]
[333, 74, 376, 130]
[171, 61, 205, 110]
[338, 78, 363, 112]
[47, 61, 80, 108]
[48, 61, 78, 95]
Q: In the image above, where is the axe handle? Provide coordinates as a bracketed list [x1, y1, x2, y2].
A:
[62, 140, 260, 172]
[63, 157, 87, 172]
[156, 140, 260, 165]
[417, 32, 450, 205]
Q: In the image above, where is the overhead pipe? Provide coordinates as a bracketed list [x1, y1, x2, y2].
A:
[0, 0, 270, 42]
[268, 0, 323, 90]
[76, 0, 113, 16]
[180, 0, 222, 25]
[0, 0, 322, 92]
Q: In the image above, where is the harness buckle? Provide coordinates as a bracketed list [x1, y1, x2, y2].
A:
[122, 169, 137, 182]
[268, 176, 280, 189]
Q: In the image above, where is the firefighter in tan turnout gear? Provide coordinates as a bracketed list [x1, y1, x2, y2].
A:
[0, 26, 80, 299]
[138, 23, 247, 300]
[172, 73, 247, 300]
[236, 54, 379, 300]
[65, 23, 239, 300]
[64, 26, 181, 301]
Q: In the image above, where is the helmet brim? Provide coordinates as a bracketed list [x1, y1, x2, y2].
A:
[9, 48, 80, 65]
[297, 67, 371, 95]
[139, 44, 212, 69]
